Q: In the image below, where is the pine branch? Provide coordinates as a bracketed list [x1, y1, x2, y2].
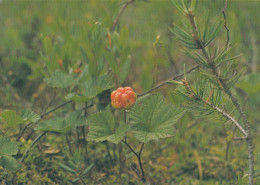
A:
[182, 80, 247, 137]
[137, 64, 200, 97]
[222, 0, 230, 48]
[186, 7, 254, 184]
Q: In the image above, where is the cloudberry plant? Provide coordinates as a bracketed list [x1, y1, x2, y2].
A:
[111, 87, 136, 109]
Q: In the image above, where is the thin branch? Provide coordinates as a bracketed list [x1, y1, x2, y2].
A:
[225, 126, 237, 161]
[137, 64, 200, 97]
[81, 102, 94, 111]
[20, 131, 48, 163]
[16, 122, 33, 141]
[41, 91, 57, 115]
[183, 80, 248, 137]
[65, 134, 73, 156]
[139, 143, 144, 156]
[122, 140, 138, 157]
[213, 106, 247, 137]
[233, 137, 248, 141]
[16, 100, 73, 141]
[122, 141, 146, 182]
[110, 0, 135, 32]
[79, 176, 87, 185]
[41, 100, 73, 118]
[222, 0, 230, 48]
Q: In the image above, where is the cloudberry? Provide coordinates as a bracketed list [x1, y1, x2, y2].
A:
[111, 87, 136, 109]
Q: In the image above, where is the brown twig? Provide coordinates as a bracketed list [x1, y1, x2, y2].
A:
[110, 0, 135, 32]
[222, 0, 230, 48]
[137, 64, 200, 97]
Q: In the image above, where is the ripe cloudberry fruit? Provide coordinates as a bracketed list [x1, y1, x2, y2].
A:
[111, 87, 137, 109]
[73, 68, 82, 73]
[58, 59, 63, 67]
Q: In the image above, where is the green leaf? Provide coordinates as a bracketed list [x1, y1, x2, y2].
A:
[1, 110, 25, 127]
[104, 50, 118, 74]
[43, 36, 53, 56]
[119, 55, 131, 84]
[80, 46, 90, 64]
[0, 137, 20, 155]
[58, 163, 77, 174]
[82, 163, 95, 175]
[120, 26, 129, 46]
[20, 110, 41, 123]
[0, 156, 21, 172]
[35, 111, 86, 133]
[66, 110, 86, 127]
[87, 111, 129, 144]
[35, 117, 71, 134]
[65, 93, 93, 103]
[171, 0, 187, 16]
[81, 75, 113, 98]
[44, 71, 75, 88]
[129, 94, 186, 143]
[191, 0, 198, 13]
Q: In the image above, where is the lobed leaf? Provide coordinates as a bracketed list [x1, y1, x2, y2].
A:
[35, 111, 86, 133]
[87, 111, 129, 144]
[129, 94, 186, 143]
[44, 71, 75, 88]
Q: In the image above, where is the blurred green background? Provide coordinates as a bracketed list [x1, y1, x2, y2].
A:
[0, 0, 259, 184]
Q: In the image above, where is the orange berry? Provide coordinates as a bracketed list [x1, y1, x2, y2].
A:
[45, 16, 53, 24]
[58, 59, 63, 67]
[111, 87, 136, 109]
[73, 68, 82, 73]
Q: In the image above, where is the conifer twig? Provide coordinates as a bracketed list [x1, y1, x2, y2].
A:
[187, 7, 254, 184]
[222, 0, 230, 48]
[137, 64, 200, 97]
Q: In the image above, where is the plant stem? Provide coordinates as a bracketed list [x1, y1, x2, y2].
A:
[20, 131, 48, 163]
[16, 100, 73, 141]
[65, 134, 73, 156]
[79, 176, 87, 185]
[105, 141, 113, 165]
[138, 64, 200, 97]
[122, 141, 146, 182]
[138, 143, 145, 182]
[81, 126, 88, 156]
[110, 0, 135, 32]
[225, 127, 236, 161]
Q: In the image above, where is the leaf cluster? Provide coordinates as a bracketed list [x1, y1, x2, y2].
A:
[87, 94, 185, 144]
